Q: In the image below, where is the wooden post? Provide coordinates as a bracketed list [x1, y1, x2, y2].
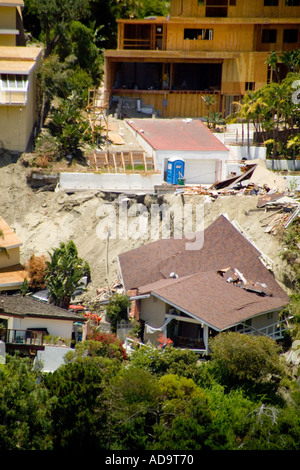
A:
[121, 152, 125, 171]
[143, 152, 148, 172]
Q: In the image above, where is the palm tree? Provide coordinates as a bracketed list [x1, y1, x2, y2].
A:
[279, 50, 300, 74]
[287, 134, 300, 171]
[45, 240, 90, 309]
[266, 51, 279, 82]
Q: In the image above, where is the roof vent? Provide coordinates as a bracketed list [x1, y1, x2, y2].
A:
[170, 272, 178, 279]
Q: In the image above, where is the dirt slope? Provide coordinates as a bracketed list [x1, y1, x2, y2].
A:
[0, 150, 289, 303]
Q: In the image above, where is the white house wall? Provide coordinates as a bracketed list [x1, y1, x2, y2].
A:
[140, 295, 167, 344]
[11, 317, 73, 339]
[157, 149, 228, 184]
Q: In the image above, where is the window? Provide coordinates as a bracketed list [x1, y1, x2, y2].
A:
[264, 0, 278, 5]
[206, 0, 228, 17]
[184, 28, 213, 40]
[267, 312, 274, 320]
[283, 29, 298, 43]
[286, 0, 300, 6]
[262, 29, 277, 43]
[245, 82, 255, 91]
[0, 74, 29, 91]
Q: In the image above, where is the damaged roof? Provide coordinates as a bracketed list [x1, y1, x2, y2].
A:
[118, 214, 289, 330]
[118, 214, 289, 302]
[138, 271, 287, 331]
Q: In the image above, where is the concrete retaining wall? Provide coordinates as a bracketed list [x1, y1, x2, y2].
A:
[266, 160, 300, 171]
[228, 145, 267, 161]
[59, 172, 163, 192]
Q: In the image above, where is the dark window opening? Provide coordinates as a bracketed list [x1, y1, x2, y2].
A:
[206, 7, 227, 16]
[283, 29, 298, 43]
[245, 82, 255, 91]
[123, 24, 151, 49]
[112, 62, 222, 93]
[264, 0, 278, 6]
[262, 29, 277, 43]
[184, 28, 213, 40]
[113, 62, 163, 90]
[286, 0, 300, 6]
[206, 0, 227, 17]
[172, 63, 222, 92]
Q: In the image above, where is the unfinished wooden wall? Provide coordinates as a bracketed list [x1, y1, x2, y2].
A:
[170, 0, 300, 19]
[166, 23, 255, 52]
[222, 53, 269, 95]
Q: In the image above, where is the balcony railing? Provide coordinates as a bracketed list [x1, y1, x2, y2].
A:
[231, 317, 292, 340]
[0, 329, 45, 346]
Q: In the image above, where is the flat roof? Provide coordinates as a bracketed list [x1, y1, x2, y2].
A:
[0, 217, 22, 249]
[0, 264, 26, 288]
[126, 118, 228, 152]
[0, 46, 43, 61]
[0, 0, 24, 6]
[0, 46, 43, 74]
[0, 60, 36, 74]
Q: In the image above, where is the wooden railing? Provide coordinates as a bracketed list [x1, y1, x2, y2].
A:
[123, 38, 152, 49]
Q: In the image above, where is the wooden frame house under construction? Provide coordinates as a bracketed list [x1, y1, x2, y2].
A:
[104, 0, 300, 118]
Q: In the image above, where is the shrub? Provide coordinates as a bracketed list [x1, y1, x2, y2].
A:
[78, 336, 127, 361]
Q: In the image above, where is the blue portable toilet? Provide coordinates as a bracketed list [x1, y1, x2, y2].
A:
[166, 157, 185, 185]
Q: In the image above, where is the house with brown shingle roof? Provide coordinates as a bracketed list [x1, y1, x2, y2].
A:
[0, 293, 84, 357]
[118, 214, 290, 354]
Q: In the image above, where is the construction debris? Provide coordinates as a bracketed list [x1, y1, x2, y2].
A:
[211, 160, 287, 194]
[258, 192, 300, 235]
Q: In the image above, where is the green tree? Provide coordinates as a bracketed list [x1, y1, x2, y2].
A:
[112, 0, 170, 19]
[105, 293, 131, 334]
[0, 356, 52, 450]
[103, 367, 158, 449]
[151, 374, 225, 450]
[209, 332, 286, 400]
[266, 51, 280, 82]
[44, 356, 113, 450]
[48, 97, 91, 158]
[45, 240, 90, 309]
[24, 0, 91, 57]
[129, 344, 202, 380]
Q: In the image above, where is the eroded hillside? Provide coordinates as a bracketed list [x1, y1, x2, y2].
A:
[0, 152, 290, 303]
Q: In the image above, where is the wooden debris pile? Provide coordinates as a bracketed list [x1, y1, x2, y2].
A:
[258, 192, 300, 235]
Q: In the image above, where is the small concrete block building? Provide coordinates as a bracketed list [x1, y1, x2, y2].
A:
[125, 118, 230, 184]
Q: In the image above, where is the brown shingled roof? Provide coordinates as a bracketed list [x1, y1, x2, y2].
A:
[118, 214, 289, 303]
[138, 272, 287, 331]
[0, 294, 84, 321]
